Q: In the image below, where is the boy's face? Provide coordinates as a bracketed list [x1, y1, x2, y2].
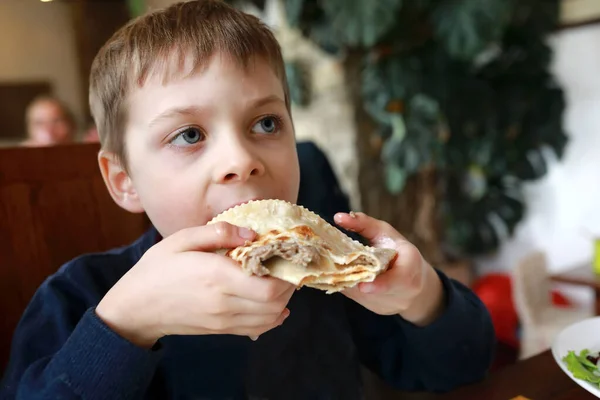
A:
[100, 53, 299, 238]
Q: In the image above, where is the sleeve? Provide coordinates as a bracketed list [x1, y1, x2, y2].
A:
[301, 141, 496, 392]
[0, 270, 163, 400]
[345, 273, 496, 392]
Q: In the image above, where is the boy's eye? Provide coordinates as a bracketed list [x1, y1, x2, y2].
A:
[171, 127, 205, 146]
[252, 116, 280, 135]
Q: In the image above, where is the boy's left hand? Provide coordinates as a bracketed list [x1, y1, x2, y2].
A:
[334, 212, 446, 327]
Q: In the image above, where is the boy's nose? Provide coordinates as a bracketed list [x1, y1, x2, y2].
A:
[212, 141, 265, 184]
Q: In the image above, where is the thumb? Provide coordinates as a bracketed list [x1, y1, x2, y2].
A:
[164, 222, 256, 253]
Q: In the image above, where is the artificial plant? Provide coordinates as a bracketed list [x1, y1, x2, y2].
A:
[233, 0, 569, 259]
[290, 0, 568, 258]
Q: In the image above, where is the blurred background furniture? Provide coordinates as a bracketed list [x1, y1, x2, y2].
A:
[552, 264, 600, 315]
[0, 143, 150, 372]
[512, 251, 593, 359]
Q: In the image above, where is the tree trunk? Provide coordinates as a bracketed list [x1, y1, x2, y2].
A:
[342, 50, 445, 268]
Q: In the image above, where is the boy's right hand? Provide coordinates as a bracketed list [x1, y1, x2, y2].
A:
[96, 222, 295, 348]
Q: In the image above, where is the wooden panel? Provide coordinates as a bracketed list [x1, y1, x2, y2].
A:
[0, 82, 52, 140]
[0, 143, 150, 371]
[560, 0, 600, 29]
[70, 0, 131, 120]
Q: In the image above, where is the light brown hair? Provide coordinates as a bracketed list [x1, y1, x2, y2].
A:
[89, 0, 290, 168]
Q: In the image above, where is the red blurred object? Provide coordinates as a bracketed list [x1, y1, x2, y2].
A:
[472, 273, 572, 349]
[552, 290, 571, 307]
[472, 274, 519, 348]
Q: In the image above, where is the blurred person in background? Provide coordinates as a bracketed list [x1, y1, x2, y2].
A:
[22, 95, 76, 147]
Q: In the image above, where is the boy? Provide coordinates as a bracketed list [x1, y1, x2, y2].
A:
[0, 1, 495, 399]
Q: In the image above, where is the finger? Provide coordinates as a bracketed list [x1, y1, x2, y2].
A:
[164, 222, 256, 253]
[341, 285, 362, 300]
[333, 212, 403, 244]
[210, 308, 291, 336]
[341, 277, 382, 297]
[224, 293, 292, 315]
[357, 272, 395, 294]
[356, 248, 423, 294]
[244, 308, 291, 339]
[223, 270, 297, 302]
[344, 279, 388, 297]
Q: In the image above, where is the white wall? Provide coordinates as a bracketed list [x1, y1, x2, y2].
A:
[0, 0, 83, 128]
[476, 24, 600, 303]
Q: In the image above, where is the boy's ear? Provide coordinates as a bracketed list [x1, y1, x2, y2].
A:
[98, 150, 144, 214]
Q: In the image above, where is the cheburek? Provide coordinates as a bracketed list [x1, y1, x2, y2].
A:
[208, 200, 396, 294]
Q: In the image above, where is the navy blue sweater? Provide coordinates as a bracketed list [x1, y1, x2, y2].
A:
[0, 142, 495, 399]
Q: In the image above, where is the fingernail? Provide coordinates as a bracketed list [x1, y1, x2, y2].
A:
[283, 308, 291, 319]
[250, 335, 259, 341]
[238, 227, 255, 240]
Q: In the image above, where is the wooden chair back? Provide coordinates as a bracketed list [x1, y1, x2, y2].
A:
[0, 143, 150, 371]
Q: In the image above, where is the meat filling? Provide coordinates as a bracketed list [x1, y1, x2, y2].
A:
[244, 241, 321, 276]
[346, 255, 376, 267]
[242, 242, 378, 276]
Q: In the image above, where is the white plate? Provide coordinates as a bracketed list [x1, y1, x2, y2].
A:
[552, 316, 600, 398]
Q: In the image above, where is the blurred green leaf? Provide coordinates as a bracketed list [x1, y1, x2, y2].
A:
[414, 0, 433, 7]
[441, 172, 526, 256]
[524, 86, 568, 158]
[285, 0, 305, 27]
[272, 0, 566, 257]
[382, 137, 424, 174]
[444, 209, 501, 255]
[385, 163, 408, 194]
[511, 0, 560, 36]
[362, 54, 422, 125]
[399, 142, 423, 173]
[127, 0, 145, 17]
[390, 114, 407, 140]
[381, 136, 404, 165]
[490, 192, 525, 235]
[514, 147, 548, 181]
[380, 95, 441, 176]
[470, 218, 501, 254]
[409, 94, 439, 123]
[321, 0, 404, 47]
[308, 20, 343, 55]
[432, 0, 512, 61]
[285, 61, 310, 106]
[461, 165, 487, 200]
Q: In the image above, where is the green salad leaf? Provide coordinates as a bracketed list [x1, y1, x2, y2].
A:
[563, 350, 600, 385]
[577, 349, 598, 370]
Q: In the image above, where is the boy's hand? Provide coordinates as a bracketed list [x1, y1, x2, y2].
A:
[334, 212, 446, 326]
[96, 222, 295, 348]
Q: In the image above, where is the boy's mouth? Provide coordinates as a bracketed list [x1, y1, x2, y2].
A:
[216, 198, 263, 217]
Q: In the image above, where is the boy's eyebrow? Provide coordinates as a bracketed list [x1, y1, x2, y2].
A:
[147, 95, 285, 128]
[148, 106, 204, 128]
[249, 94, 285, 109]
